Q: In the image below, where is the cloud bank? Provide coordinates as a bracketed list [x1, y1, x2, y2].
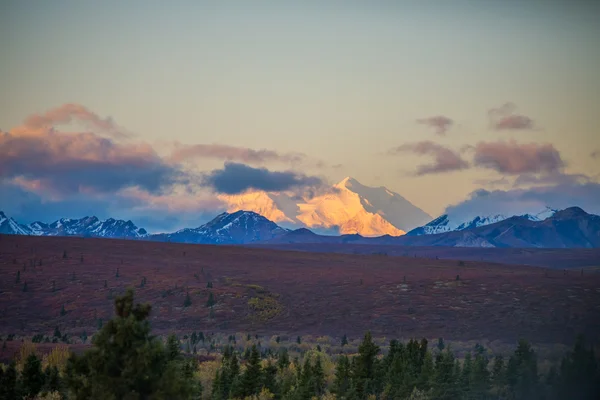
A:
[390, 141, 469, 175]
[444, 182, 600, 221]
[201, 162, 323, 194]
[0, 104, 325, 232]
[473, 140, 564, 174]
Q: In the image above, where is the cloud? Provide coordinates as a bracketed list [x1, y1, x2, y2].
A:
[512, 171, 593, 188]
[444, 181, 600, 220]
[201, 162, 324, 194]
[0, 128, 182, 195]
[168, 143, 306, 165]
[473, 140, 564, 175]
[473, 176, 511, 188]
[389, 141, 469, 175]
[21, 103, 128, 139]
[0, 181, 225, 233]
[488, 102, 535, 131]
[416, 115, 453, 135]
[591, 150, 600, 159]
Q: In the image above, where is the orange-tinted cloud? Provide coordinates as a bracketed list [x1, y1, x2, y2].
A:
[473, 140, 564, 174]
[21, 103, 128, 139]
[0, 109, 180, 195]
[390, 141, 469, 175]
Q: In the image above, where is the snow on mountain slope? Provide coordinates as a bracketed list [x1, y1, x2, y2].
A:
[34, 216, 147, 238]
[218, 191, 294, 224]
[340, 177, 432, 231]
[219, 177, 430, 237]
[0, 211, 32, 235]
[407, 207, 557, 236]
[296, 178, 405, 236]
[153, 210, 287, 244]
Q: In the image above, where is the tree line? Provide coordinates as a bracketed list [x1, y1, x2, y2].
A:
[0, 289, 598, 399]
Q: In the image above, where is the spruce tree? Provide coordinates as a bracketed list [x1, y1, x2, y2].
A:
[206, 292, 215, 308]
[184, 292, 192, 307]
[0, 362, 19, 400]
[341, 334, 349, 347]
[471, 352, 491, 399]
[64, 288, 200, 399]
[296, 355, 314, 399]
[353, 331, 380, 397]
[312, 354, 326, 396]
[507, 339, 539, 399]
[437, 338, 445, 351]
[166, 334, 180, 361]
[15, 270, 20, 283]
[263, 360, 278, 397]
[277, 347, 290, 370]
[555, 335, 600, 400]
[333, 354, 352, 398]
[44, 365, 61, 394]
[460, 352, 473, 397]
[22, 353, 45, 398]
[237, 345, 262, 397]
[432, 349, 460, 400]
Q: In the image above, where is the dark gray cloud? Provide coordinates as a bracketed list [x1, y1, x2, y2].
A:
[473, 140, 564, 174]
[390, 141, 469, 175]
[168, 143, 306, 165]
[488, 102, 535, 131]
[201, 162, 323, 194]
[416, 115, 453, 135]
[0, 129, 181, 195]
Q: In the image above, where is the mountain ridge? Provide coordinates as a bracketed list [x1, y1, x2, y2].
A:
[260, 207, 600, 249]
[407, 207, 557, 236]
[219, 177, 432, 236]
[2, 206, 598, 248]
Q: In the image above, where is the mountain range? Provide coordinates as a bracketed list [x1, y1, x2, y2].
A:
[268, 207, 600, 248]
[0, 211, 147, 238]
[1, 206, 599, 248]
[406, 207, 558, 236]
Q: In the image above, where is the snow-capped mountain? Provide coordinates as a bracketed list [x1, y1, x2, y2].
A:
[218, 177, 432, 237]
[33, 216, 148, 238]
[407, 207, 557, 236]
[151, 210, 288, 244]
[0, 212, 147, 238]
[0, 211, 32, 235]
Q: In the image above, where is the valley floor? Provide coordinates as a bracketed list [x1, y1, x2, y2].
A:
[1, 234, 599, 345]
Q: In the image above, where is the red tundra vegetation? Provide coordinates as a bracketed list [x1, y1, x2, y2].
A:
[1, 234, 599, 346]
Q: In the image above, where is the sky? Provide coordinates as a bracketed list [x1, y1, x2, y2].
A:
[1, 0, 599, 232]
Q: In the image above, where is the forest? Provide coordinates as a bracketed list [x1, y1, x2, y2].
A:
[0, 289, 598, 400]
